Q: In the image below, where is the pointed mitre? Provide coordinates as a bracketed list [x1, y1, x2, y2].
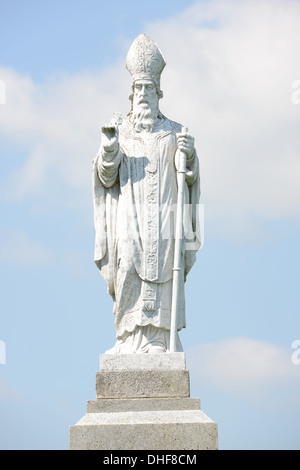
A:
[126, 34, 166, 91]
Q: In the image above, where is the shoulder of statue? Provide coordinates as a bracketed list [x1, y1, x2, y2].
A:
[159, 116, 182, 136]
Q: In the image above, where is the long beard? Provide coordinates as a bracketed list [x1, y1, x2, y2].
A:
[131, 106, 158, 133]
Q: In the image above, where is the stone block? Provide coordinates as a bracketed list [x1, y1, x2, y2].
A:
[100, 352, 186, 370]
[96, 369, 190, 398]
[69, 409, 218, 450]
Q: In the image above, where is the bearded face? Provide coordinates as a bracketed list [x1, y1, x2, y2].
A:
[131, 80, 160, 132]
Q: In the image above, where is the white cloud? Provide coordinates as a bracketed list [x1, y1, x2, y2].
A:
[187, 337, 300, 404]
[0, 64, 131, 206]
[0, 0, 300, 240]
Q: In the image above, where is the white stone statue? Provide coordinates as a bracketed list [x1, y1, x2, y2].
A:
[92, 34, 201, 354]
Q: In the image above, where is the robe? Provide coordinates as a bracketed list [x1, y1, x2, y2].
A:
[92, 115, 201, 352]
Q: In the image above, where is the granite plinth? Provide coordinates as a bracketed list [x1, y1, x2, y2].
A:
[69, 352, 218, 450]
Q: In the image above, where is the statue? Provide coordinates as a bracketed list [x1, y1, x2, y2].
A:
[92, 34, 201, 354]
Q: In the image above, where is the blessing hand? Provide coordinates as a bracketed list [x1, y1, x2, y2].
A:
[101, 123, 119, 153]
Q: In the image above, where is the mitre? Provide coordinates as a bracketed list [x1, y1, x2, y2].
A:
[126, 34, 166, 91]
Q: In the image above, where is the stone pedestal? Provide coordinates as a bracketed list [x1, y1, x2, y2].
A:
[69, 353, 218, 450]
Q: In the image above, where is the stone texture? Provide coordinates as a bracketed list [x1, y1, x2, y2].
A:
[87, 397, 201, 413]
[69, 409, 218, 450]
[100, 352, 186, 370]
[96, 369, 190, 398]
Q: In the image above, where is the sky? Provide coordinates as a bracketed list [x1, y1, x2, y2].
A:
[0, 0, 300, 450]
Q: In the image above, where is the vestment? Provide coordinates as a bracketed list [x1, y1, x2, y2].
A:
[92, 115, 200, 352]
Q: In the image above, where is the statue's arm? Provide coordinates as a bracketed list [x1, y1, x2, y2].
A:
[185, 148, 199, 186]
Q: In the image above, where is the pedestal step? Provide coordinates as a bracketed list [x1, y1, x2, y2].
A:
[87, 397, 201, 413]
[70, 409, 217, 450]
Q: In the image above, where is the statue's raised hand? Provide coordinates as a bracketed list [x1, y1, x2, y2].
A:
[101, 123, 119, 153]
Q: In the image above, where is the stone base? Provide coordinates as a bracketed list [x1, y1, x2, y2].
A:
[69, 353, 218, 450]
[70, 409, 217, 450]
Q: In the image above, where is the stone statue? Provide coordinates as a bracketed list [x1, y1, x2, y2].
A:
[92, 34, 201, 354]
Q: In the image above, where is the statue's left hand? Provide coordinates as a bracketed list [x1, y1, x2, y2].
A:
[176, 132, 195, 160]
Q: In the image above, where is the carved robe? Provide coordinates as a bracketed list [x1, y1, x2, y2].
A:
[92, 115, 200, 352]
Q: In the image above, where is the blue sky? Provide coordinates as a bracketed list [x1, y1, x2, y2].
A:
[1, 0, 300, 450]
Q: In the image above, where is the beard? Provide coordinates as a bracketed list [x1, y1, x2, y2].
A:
[131, 105, 158, 133]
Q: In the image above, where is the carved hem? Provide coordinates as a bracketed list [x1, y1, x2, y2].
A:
[115, 307, 185, 338]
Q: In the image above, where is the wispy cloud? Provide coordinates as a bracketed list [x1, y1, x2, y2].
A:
[187, 337, 300, 405]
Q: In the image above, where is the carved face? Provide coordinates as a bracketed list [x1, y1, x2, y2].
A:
[132, 79, 159, 114]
